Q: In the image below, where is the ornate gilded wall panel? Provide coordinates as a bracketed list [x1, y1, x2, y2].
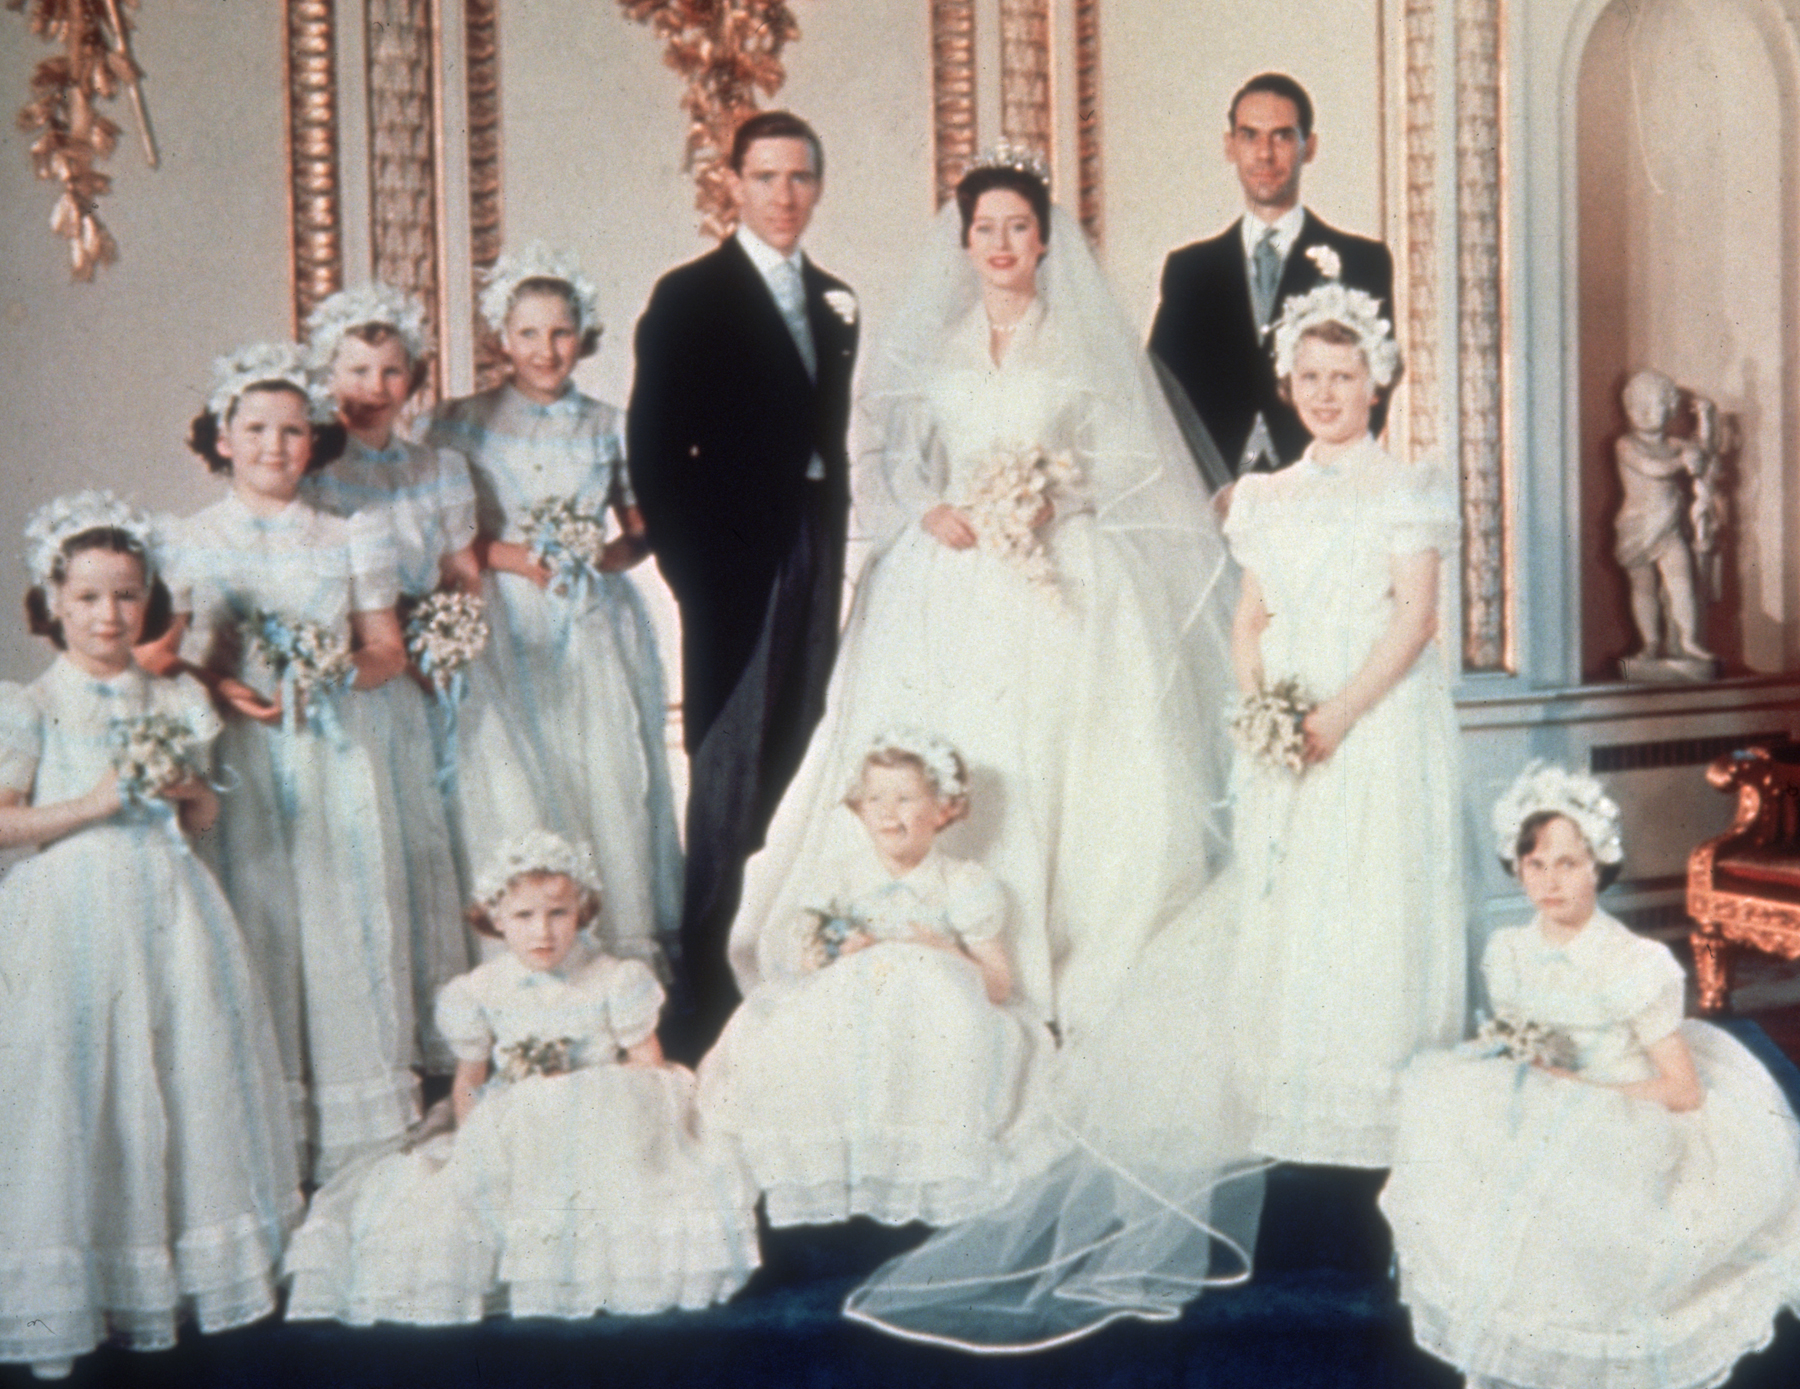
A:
[931, 0, 977, 207]
[464, 0, 506, 388]
[366, 0, 444, 392]
[1456, 0, 1508, 671]
[999, 0, 1052, 157]
[1073, 0, 1101, 243]
[285, 0, 342, 332]
[1402, 0, 1439, 459]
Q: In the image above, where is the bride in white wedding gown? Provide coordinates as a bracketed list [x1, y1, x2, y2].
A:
[727, 156, 1237, 1050]
[726, 154, 1266, 1347]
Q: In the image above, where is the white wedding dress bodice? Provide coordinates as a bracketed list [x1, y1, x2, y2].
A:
[732, 300, 1224, 1047]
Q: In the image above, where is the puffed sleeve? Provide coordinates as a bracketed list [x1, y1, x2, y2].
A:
[1220, 473, 1268, 574]
[346, 509, 401, 613]
[943, 859, 1007, 943]
[1379, 455, 1458, 558]
[433, 445, 479, 553]
[1607, 935, 1689, 1048]
[153, 511, 193, 615]
[164, 672, 224, 750]
[0, 682, 43, 796]
[593, 406, 635, 510]
[603, 957, 665, 1050]
[435, 971, 494, 1065]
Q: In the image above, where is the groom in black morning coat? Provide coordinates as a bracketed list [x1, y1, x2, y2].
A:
[628, 112, 857, 1058]
[1150, 73, 1394, 481]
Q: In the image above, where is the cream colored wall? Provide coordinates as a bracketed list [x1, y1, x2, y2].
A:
[0, 0, 294, 678]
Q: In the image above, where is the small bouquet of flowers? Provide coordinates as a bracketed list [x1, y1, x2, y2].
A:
[240, 609, 356, 702]
[802, 900, 871, 970]
[963, 445, 1085, 595]
[404, 591, 490, 695]
[497, 1035, 577, 1083]
[521, 496, 610, 586]
[1229, 677, 1313, 775]
[107, 712, 207, 808]
[1472, 1012, 1578, 1070]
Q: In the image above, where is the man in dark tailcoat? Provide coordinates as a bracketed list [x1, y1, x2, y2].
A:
[628, 111, 858, 1057]
[1150, 73, 1394, 485]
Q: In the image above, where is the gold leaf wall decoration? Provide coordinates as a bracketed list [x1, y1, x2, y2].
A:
[10, 0, 157, 280]
[617, 0, 802, 240]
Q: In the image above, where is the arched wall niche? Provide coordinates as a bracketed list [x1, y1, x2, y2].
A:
[1574, 0, 1798, 681]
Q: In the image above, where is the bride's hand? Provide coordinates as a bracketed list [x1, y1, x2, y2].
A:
[922, 505, 978, 549]
[1301, 700, 1353, 764]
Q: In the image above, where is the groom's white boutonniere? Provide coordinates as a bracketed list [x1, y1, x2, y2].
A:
[1305, 244, 1342, 280]
[824, 289, 858, 325]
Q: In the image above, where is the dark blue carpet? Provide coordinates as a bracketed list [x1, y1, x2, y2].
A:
[11, 1019, 1799, 1389]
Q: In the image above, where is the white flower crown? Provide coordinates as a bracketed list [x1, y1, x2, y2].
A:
[472, 828, 604, 908]
[304, 281, 434, 373]
[1492, 760, 1625, 868]
[964, 138, 1051, 189]
[850, 727, 971, 804]
[1272, 281, 1401, 388]
[478, 241, 602, 337]
[24, 490, 158, 586]
[206, 341, 336, 425]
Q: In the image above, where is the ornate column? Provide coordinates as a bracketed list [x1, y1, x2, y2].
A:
[464, 0, 505, 387]
[284, 0, 343, 332]
[932, 0, 977, 208]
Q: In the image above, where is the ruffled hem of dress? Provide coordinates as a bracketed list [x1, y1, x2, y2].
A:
[310, 1071, 422, 1177]
[0, 1204, 299, 1364]
[1401, 1260, 1800, 1389]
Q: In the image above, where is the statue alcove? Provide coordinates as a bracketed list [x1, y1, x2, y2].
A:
[1575, 0, 1795, 683]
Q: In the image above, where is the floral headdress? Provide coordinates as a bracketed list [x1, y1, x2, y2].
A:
[472, 828, 604, 909]
[304, 281, 434, 372]
[851, 728, 971, 804]
[24, 490, 158, 586]
[1492, 760, 1624, 869]
[963, 139, 1051, 190]
[478, 241, 602, 337]
[206, 341, 336, 425]
[1272, 282, 1401, 388]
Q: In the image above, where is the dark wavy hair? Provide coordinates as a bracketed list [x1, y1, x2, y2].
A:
[1511, 810, 1622, 892]
[1229, 72, 1315, 140]
[186, 381, 347, 476]
[729, 110, 823, 178]
[25, 526, 172, 651]
[954, 164, 1051, 248]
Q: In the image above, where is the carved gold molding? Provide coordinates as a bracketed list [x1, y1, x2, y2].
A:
[365, 0, 443, 394]
[284, 0, 342, 333]
[999, 0, 1051, 160]
[11, 0, 158, 280]
[464, 0, 505, 389]
[1073, 0, 1101, 244]
[618, 0, 802, 239]
[931, 0, 976, 208]
[1456, 0, 1508, 672]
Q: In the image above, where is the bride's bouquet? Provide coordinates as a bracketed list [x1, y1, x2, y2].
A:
[240, 609, 356, 702]
[1471, 1012, 1577, 1070]
[522, 495, 610, 588]
[404, 591, 489, 696]
[963, 444, 1084, 596]
[107, 712, 207, 808]
[1229, 678, 1312, 775]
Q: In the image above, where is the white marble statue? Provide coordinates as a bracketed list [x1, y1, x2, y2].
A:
[1613, 368, 1721, 682]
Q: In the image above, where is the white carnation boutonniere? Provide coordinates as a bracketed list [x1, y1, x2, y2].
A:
[823, 289, 858, 325]
[1305, 244, 1343, 280]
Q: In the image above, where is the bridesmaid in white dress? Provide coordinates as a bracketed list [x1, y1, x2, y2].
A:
[159, 343, 421, 1180]
[1382, 764, 1800, 1389]
[1223, 283, 1466, 1168]
[0, 494, 298, 1379]
[700, 730, 1043, 1227]
[729, 155, 1236, 1050]
[303, 283, 474, 1068]
[423, 243, 681, 964]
